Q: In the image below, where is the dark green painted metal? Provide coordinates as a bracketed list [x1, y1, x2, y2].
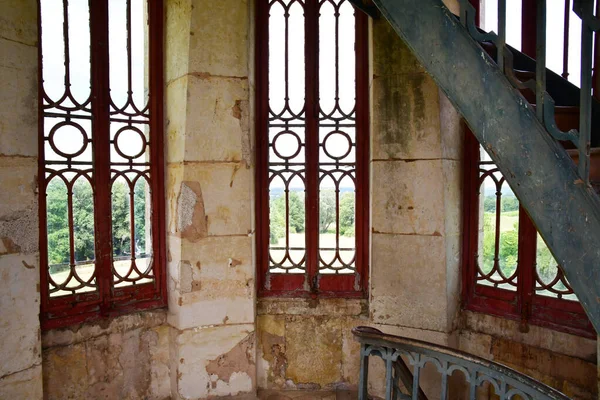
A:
[372, 0, 600, 334]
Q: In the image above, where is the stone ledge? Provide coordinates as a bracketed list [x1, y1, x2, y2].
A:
[257, 298, 367, 317]
[461, 311, 597, 362]
[42, 309, 167, 348]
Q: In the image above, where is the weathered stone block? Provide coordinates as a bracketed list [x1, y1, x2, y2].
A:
[257, 315, 286, 389]
[371, 160, 445, 236]
[185, 76, 250, 163]
[169, 295, 255, 331]
[372, 19, 425, 77]
[285, 315, 343, 387]
[257, 298, 366, 317]
[172, 324, 255, 399]
[0, 253, 40, 377]
[0, 0, 37, 46]
[42, 314, 170, 400]
[370, 233, 450, 331]
[147, 325, 171, 399]
[0, 157, 37, 219]
[167, 162, 252, 237]
[372, 74, 442, 161]
[188, 0, 249, 78]
[165, 76, 189, 164]
[168, 236, 255, 330]
[439, 90, 463, 161]
[0, 39, 38, 157]
[181, 235, 253, 296]
[165, 0, 192, 83]
[43, 343, 88, 399]
[463, 311, 597, 362]
[491, 337, 597, 392]
[442, 159, 462, 236]
[0, 364, 42, 400]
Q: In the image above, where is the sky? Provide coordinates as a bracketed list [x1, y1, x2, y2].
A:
[40, 0, 149, 174]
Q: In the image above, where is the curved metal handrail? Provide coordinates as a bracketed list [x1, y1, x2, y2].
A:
[352, 326, 571, 400]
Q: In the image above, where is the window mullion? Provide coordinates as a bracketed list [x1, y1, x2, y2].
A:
[305, 0, 320, 293]
[516, 207, 537, 330]
[89, 0, 113, 313]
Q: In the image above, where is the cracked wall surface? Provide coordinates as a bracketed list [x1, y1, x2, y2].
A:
[0, 0, 43, 398]
[41, 311, 170, 400]
[165, 0, 256, 398]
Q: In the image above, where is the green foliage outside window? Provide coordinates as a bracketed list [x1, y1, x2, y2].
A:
[46, 178, 148, 273]
[480, 194, 557, 282]
[269, 190, 355, 244]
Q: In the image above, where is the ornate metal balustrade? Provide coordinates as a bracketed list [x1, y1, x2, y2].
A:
[353, 326, 571, 400]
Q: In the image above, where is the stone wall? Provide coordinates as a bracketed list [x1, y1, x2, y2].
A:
[0, 0, 43, 398]
[164, 0, 256, 398]
[459, 312, 598, 399]
[41, 311, 170, 400]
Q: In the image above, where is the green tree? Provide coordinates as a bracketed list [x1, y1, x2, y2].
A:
[483, 196, 496, 213]
[501, 195, 519, 212]
[269, 191, 305, 244]
[499, 229, 518, 276]
[134, 180, 148, 253]
[111, 180, 132, 257]
[46, 179, 69, 267]
[339, 192, 355, 237]
[72, 179, 95, 262]
[319, 190, 336, 233]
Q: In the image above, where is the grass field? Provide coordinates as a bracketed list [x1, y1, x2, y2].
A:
[484, 211, 519, 233]
[49, 258, 152, 297]
[269, 232, 355, 274]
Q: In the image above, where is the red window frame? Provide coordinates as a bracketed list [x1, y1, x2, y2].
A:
[255, 0, 370, 298]
[461, 129, 594, 338]
[38, 0, 166, 330]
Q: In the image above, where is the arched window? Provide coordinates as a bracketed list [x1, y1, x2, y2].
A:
[255, 0, 370, 297]
[39, 0, 166, 329]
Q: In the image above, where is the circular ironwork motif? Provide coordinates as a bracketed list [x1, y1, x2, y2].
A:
[322, 130, 352, 160]
[114, 126, 147, 160]
[272, 130, 302, 159]
[48, 121, 89, 158]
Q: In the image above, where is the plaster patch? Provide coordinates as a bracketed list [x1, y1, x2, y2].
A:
[206, 333, 255, 384]
[176, 181, 207, 241]
[0, 208, 38, 254]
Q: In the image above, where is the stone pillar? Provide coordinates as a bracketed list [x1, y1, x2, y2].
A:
[370, 18, 462, 336]
[0, 1, 43, 398]
[165, 1, 256, 398]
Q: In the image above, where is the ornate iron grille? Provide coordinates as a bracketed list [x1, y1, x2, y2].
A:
[463, 130, 593, 337]
[39, 0, 166, 329]
[476, 154, 519, 290]
[256, 0, 369, 296]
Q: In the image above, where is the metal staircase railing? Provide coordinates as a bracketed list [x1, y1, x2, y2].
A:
[369, 0, 600, 334]
[353, 326, 572, 400]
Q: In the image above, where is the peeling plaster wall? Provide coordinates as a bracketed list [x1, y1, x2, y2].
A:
[165, 0, 256, 398]
[257, 299, 368, 392]
[41, 311, 170, 400]
[0, 0, 43, 398]
[459, 312, 597, 399]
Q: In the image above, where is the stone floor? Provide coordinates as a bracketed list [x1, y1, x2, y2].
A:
[257, 390, 357, 400]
